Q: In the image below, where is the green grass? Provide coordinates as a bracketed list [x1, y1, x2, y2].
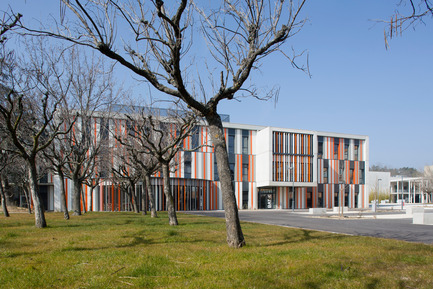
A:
[1, 212, 433, 288]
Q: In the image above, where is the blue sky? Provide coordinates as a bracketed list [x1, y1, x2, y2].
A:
[5, 1, 433, 170]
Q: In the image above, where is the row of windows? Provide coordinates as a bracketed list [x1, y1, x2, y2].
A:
[272, 156, 314, 183]
[273, 131, 313, 156]
[227, 129, 250, 155]
[318, 137, 361, 161]
[322, 161, 365, 185]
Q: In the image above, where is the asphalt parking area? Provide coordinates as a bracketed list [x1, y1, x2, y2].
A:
[187, 210, 433, 245]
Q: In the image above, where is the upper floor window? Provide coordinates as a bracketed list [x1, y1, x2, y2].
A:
[318, 136, 323, 159]
[191, 127, 199, 150]
[338, 161, 344, 183]
[359, 168, 365, 184]
[344, 140, 349, 160]
[100, 118, 109, 140]
[242, 130, 249, 154]
[323, 167, 328, 183]
[242, 163, 248, 181]
[334, 139, 339, 159]
[354, 145, 359, 161]
[228, 129, 235, 154]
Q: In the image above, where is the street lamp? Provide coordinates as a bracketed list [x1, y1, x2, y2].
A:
[373, 178, 382, 213]
[338, 167, 345, 218]
[338, 182, 345, 218]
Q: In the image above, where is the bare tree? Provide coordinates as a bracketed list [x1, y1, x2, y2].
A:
[127, 138, 160, 217]
[0, 11, 21, 44]
[0, 148, 15, 217]
[421, 166, 433, 203]
[117, 106, 198, 225]
[384, 0, 433, 48]
[43, 134, 71, 219]
[58, 49, 118, 216]
[0, 41, 75, 228]
[111, 148, 143, 213]
[0, 12, 22, 217]
[10, 159, 32, 213]
[19, 0, 308, 247]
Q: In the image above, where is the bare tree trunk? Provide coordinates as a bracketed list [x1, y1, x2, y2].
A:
[27, 161, 47, 228]
[162, 163, 177, 225]
[4, 177, 12, 206]
[22, 185, 32, 214]
[141, 181, 147, 215]
[0, 176, 10, 217]
[72, 176, 81, 216]
[133, 185, 140, 213]
[89, 185, 94, 212]
[57, 170, 69, 220]
[129, 183, 139, 213]
[81, 185, 87, 214]
[145, 173, 157, 218]
[206, 114, 245, 248]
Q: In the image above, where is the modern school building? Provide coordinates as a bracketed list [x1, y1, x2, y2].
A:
[41, 113, 369, 212]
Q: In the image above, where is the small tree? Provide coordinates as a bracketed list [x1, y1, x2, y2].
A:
[126, 139, 160, 217]
[111, 151, 143, 213]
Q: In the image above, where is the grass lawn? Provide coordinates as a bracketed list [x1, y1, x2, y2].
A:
[1, 211, 433, 288]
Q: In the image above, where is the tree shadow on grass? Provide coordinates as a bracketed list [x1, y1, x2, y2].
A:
[56, 229, 223, 253]
[255, 229, 348, 247]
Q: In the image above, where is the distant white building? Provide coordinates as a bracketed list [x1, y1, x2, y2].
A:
[390, 176, 432, 204]
[367, 171, 391, 201]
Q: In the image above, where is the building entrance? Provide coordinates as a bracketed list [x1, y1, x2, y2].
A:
[259, 188, 276, 209]
[307, 191, 313, 208]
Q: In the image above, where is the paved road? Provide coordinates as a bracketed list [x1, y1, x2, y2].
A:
[188, 210, 433, 245]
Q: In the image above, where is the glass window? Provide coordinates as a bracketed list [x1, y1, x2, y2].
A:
[242, 136, 249, 154]
[184, 161, 191, 175]
[191, 127, 199, 150]
[242, 130, 249, 154]
[354, 145, 359, 161]
[126, 119, 133, 133]
[323, 167, 328, 183]
[339, 161, 344, 183]
[359, 168, 365, 184]
[100, 118, 109, 140]
[318, 136, 323, 159]
[350, 168, 354, 184]
[334, 139, 339, 159]
[344, 140, 349, 160]
[214, 161, 219, 181]
[242, 163, 248, 181]
[228, 129, 235, 154]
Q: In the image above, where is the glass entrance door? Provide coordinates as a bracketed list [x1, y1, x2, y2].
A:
[259, 188, 276, 209]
